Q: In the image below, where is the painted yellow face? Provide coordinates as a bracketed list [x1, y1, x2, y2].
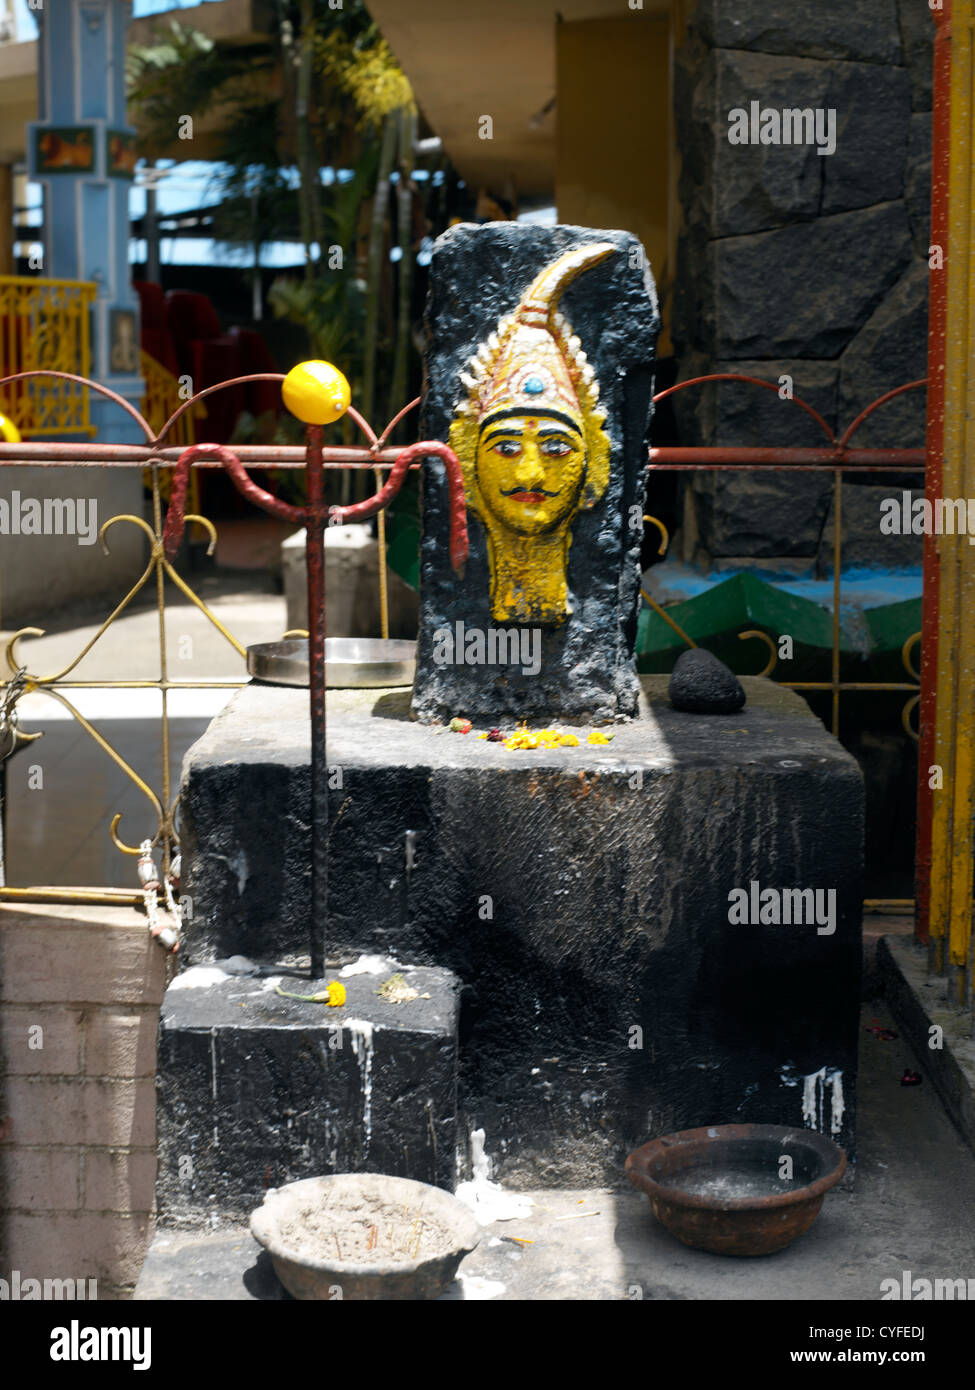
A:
[475, 414, 587, 537]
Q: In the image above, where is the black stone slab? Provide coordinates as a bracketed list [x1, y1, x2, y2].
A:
[155, 965, 460, 1225]
[180, 677, 863, 1184]
[412, 221, 659, 724]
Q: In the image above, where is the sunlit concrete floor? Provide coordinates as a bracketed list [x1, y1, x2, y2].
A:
[134, 998, 975, 1300]
[3, 573, 287, 888]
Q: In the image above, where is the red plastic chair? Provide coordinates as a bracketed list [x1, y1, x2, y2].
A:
[228, 326, 280, 418]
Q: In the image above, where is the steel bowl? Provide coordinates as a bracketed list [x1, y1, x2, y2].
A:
[251, 1173, 480, 1300]
[246, 637, 416, 689]
[625, 1123, 847, 1256]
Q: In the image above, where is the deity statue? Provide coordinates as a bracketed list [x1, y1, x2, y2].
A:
[448, 242, 616, 625]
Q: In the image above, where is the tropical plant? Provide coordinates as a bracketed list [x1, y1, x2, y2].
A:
[127, 3, 433, 539]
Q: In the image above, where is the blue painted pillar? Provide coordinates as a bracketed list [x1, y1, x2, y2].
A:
[27, 0, 143, 443]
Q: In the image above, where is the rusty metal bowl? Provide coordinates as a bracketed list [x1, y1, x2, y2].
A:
[625, 1123, 847, 1257]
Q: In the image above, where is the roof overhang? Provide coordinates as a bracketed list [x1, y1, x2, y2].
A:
[363, 0, 670, 200]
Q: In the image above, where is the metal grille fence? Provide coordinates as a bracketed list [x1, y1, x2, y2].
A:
[0, 277, 96, 437]
[0, 367, 926, 919]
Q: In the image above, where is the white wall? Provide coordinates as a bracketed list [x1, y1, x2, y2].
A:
[0, 467, 147, 625]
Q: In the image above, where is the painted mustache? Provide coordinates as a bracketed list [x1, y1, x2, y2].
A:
[500, 485, 560, 499]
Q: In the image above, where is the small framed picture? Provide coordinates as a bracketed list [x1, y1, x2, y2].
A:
[109, 308, 140, 375]
[107, 130, 138, 179]
[34, 126, 96, 174]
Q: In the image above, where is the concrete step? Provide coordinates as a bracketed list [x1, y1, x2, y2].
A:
[155, 962, 461, 1226]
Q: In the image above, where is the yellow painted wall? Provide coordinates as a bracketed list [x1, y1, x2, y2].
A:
[556, 14, 672, 351]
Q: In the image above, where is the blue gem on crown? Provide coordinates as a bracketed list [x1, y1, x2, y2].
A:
[522, 375, 546, 395]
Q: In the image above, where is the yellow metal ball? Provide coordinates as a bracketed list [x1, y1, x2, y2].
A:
[0, 413, 21, 443]
[282, 360, 351, 425]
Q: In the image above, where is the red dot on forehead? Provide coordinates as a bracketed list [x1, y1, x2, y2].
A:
[528, 420, 536, 429]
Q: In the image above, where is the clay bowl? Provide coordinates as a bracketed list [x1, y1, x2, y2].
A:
[626, 1123, 846, 1257]
[250, 1173, 480, 1300]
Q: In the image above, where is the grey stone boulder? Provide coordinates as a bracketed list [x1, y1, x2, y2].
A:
[669, 647, 747, 714]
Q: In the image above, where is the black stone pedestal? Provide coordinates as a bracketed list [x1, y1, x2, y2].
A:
[155, 965, 460, 1225]
[179, 676, 864, 1186]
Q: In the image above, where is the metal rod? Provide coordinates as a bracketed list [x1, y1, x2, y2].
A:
[0, 443, 407, 466]
[648, 449, 925, 467]
[375, 466, 390, 641]
[832, 470, 843, 737]
[916, 0, 952, 950]
[0, 886, 144, 905]
[158, 432, 469, 982]
[305, 424, 327, 979]
[0, 445, 929, 470]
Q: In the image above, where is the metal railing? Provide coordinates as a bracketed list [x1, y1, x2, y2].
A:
[643, 374, 926, 920]
[0, 364, 967, 1019]
[0, 277, 97, 436]
[0, 366, 920, 857]
[0, 369, 470, 978]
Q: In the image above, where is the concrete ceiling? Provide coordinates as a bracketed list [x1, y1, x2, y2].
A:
[364, 0, 670, 199]
[0, 0, 670, 182]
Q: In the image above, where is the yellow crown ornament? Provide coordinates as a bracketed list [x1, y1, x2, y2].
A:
[282, 360, 351, 426]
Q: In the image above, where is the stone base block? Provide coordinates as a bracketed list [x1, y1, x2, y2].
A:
[179, 676, 863, 1183]
[155, 965, 460, 1226]
[281, 525, 418, 638]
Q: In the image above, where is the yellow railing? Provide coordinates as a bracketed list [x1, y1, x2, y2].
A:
[930, 0, 975, 1008]
[0, 275, 97, 436]
[140, 348, 206, 450]
[139, 348, 206, 511]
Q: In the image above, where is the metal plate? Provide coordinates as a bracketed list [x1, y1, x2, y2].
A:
[246, 638, 416, 689]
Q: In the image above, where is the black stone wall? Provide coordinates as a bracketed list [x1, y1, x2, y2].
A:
[671, 0, 931, 570]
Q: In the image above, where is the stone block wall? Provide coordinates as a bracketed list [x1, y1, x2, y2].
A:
[671, 0, 932, 571]
[0, 905, 169, 1299]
